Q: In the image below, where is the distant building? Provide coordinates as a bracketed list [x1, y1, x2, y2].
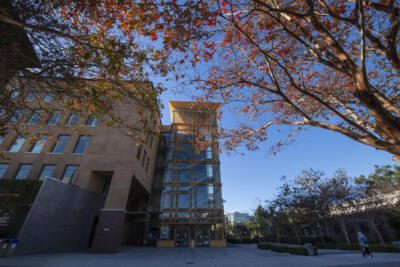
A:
[226, 212, 251, 226]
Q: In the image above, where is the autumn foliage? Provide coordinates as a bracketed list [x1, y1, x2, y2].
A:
[1, 0, 400, 159]
[150, 0, 400, 160]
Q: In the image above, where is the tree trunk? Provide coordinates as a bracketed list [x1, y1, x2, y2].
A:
[324, 220, 331, 238]
[369, 219, 386, 246]
[315, 223, 326, 243]
[275, 227, 281, 244]
[340, 219, 351, 245]
[292, 225, 301, 245]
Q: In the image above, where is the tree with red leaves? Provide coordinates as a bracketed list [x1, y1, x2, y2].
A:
[2, 1, 400, 160]
[153, 0, 400, 160]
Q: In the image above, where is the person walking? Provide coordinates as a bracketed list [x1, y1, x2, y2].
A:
[358, 232, 373, 258]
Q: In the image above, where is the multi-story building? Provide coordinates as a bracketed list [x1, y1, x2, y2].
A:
[226, 212, 251, 226]
[0, 94, 225, 253]
[149, 101, 225, 248]
[0, 82, 161, 252]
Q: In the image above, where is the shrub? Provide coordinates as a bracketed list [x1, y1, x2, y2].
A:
[258, 243, 273, 250]
[288, 246, 309, 256]
[370, 245, 400, 253]
[271, 244, 289, 253]
[336, 244, 360, 250]
[315, 243, 337, 249]
[334, 243, 400, 253]
[0, 179, 42, 208]
[227, 238, 258, 244]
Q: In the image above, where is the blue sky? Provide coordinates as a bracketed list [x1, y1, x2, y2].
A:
[156, 80, 395, 215]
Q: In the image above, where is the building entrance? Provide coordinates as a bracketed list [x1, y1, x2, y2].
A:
[175, 227, 190, 247]
[195, 229, 210, 247]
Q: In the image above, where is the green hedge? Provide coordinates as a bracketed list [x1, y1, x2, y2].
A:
[271, 244, 290, 253]
[258, 243, 273, 250]
[370, 245, 400, 253]
[316, 243, 400, 253]
[288, 246, 309, 256]
[258, 243, 310, 256]
[315, 243, 337, 249]
[227, 238, 258, 244]
[0, 179, 42, 207]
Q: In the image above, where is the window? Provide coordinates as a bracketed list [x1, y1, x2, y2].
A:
[197, 186, 208, 208]
[207, 164, 213, 177]
[44, 93, 54, 103]
[25, 92, 36, 101]
[73, 136, 91, 154]
[178, 194, 191, 209]
[149, 136, 154, 148]
[141, 150, 147, 166]
[29, 136, 47, 153]
[66, 113, 80, 126]
[206, 146, 213, 159]
[10, 91, 20, 99]
[52, 135, 70, 153]
[38, 164, 56, 180]
[15, 164, 32, 180]
[10, 109, 23, 123]
[27, 109, 43, 125]
[9, 136, 25, 152]
[180, 168, 191, 183]
[161, 192, 173, 209]
[47, 111, 62, 125]
[145, 157, 150, 172]
[86, 116, 97, 127]
[0, 164, 10, 178]
[136, 144, 143, 160]
[62, 165, 78, 183]
[0, 136, 4, 145]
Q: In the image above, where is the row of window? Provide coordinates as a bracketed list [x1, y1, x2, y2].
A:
[136, 145, 150, 172]
[7, 109, 97, 127]
[4, 135, 91, 154]
[10, 91, 54, 103]
[135, 129, 155, 173]
[0, 163, 78, 183]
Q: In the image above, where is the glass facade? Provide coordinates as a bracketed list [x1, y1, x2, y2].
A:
[156, 104, 224, 247]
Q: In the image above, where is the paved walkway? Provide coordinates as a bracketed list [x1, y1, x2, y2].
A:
[1, 244, 400, 267]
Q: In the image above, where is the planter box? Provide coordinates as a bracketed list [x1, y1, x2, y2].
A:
[157, 240, 175, 248]
[210, 240, 227, 248]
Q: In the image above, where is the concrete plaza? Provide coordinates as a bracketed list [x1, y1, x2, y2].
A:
[1, 244, 400, 267]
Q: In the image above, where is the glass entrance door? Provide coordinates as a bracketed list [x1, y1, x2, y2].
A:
[195, 229, 210, 247]
[175, 228, 190, 247]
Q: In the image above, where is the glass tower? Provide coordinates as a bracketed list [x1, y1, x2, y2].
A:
[152, 101, 224, 247]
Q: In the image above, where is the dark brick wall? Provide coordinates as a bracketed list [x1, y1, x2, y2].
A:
[16, 178, 105, 255]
